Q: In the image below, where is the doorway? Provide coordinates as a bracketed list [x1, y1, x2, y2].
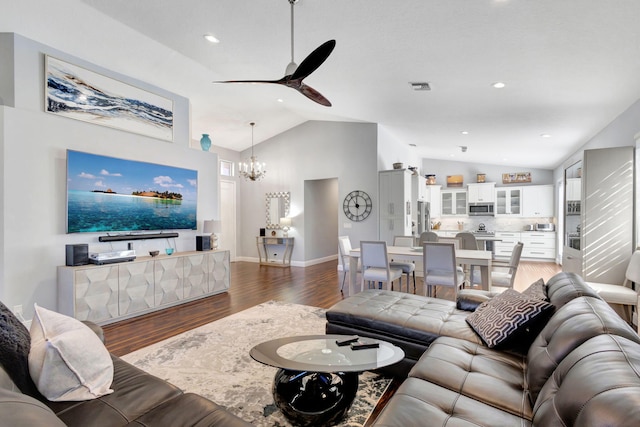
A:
[304, 178, 339, 262]
[220, 180, 237, 261]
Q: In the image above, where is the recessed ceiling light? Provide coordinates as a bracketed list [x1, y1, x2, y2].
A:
[203, 34, 220, 44]
[409, 82, 431, 91]
[277, 98, 284, 103]
[461, 131, 469, 135]
[541, 133, 551, 138]
[492, 82, 506, 89]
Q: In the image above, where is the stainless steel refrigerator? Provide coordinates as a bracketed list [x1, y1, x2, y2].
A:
[417, 201, 430, 236]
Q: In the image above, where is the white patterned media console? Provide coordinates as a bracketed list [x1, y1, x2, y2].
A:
[58, 250, 230, 325]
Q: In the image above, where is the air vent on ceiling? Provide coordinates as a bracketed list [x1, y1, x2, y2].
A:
[409, 82, 431, 91]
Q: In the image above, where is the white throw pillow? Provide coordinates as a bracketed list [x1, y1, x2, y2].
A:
[28, 304, 114, 401]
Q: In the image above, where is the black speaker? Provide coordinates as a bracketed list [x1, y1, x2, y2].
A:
[260, 228, 266, 236]
[196, 235, 211, 251]
[66, 244, 89, 266]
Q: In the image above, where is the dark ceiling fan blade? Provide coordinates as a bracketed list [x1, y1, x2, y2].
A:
[213, 78, 284, 84]
[290, 40, 336, 80]
[297, 83, 332, 107]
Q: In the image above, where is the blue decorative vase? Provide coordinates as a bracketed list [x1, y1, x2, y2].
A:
[200, 134, 212, 151]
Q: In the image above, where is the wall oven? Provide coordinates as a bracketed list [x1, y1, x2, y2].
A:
[468, 203, 494, 216]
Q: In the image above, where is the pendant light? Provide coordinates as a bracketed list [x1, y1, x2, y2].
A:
[238, 122, 266, 181]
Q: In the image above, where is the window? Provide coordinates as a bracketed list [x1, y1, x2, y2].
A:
[220, 160, 234, 177]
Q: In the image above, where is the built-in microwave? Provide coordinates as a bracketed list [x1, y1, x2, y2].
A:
[468, 203, 494, 216]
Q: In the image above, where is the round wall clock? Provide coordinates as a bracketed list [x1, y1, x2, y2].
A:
[343, 190, 372, 222]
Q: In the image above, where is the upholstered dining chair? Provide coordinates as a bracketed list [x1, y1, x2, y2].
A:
[390, 235, 417, 292]
[418, 231, 439, 246]
[360, 241, 403, 292]
[586, 249, 640, 332]
[456, 232, 480, 286]
[423, 242, 465, 299]
[472, 242, 524, 292]
[338, 236, 361, 291]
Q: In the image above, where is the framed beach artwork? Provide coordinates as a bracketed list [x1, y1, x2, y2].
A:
[45, 56, 174, 141]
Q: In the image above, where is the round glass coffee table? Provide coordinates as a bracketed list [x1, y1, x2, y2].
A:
[250, 334, 404, 427]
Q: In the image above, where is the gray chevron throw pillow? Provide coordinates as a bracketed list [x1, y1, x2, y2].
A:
[466, 289, 553, 348]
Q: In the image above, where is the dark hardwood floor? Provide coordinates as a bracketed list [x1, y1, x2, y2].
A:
[102, 259, 561, 425]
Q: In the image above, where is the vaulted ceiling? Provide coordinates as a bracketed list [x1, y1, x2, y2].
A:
[10, 1, 640, 168]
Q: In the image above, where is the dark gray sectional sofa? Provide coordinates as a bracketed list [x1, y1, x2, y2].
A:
[327, 272, 640, 426]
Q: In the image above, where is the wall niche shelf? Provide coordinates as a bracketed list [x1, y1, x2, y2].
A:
[98, 232, 179, 242]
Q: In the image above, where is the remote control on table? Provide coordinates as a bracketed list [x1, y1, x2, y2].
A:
[335, 336, 359, 346]
[350, 340, 380, 350]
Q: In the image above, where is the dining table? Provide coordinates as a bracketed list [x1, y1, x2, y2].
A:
[347, 245, 493, 296]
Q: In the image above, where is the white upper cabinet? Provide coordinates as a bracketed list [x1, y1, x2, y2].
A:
[522, 185, 554, 217]
[566, 178, 581, 201]
[495, 187, 522, 216]
[424, 185, 442, 217]
[467, 183, 496, 203]
[441, 189, 467, 216]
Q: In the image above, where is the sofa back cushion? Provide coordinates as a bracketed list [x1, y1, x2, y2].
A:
[0, 301, 40, 397]
[545, 272, 600, 308]
[526, 296, 640, 404]
[532, 334, 640, 426]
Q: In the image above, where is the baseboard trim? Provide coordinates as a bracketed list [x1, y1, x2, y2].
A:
[235, 255, 337, 268]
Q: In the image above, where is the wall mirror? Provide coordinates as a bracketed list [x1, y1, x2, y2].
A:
[265, 192, 290, 229]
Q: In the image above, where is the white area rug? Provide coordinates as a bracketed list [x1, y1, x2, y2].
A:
[121, 301, 391, 426]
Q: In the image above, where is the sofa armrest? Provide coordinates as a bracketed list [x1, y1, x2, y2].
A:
[456, 290, 499, 311]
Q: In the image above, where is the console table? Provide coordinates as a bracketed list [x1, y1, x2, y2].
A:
[256, 236, 294, 267]
[57, 250, 230, 325]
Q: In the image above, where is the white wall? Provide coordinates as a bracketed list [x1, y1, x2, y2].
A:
[0, 35, 219, 318]
[304, 178, 339, 261]
[237, 121, 378, 264]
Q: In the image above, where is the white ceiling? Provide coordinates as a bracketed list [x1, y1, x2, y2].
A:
[10, 1, 640, 168]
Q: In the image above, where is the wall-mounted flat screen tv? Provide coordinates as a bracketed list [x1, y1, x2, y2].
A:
[66, 150, 197, 233]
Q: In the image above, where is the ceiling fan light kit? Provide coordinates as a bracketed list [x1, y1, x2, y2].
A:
[215, 0, 335, 106]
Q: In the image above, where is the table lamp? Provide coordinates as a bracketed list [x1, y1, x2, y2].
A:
[280, 217, 292, 237]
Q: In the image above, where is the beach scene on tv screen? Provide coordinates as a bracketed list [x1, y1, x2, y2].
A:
[67, 150, 197, 233]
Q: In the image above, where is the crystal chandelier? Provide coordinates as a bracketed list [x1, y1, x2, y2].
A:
[238, 122, 266, 181]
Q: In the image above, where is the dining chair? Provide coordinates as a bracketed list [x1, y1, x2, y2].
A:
[418, 231, 439, 246]
[456, 232, 480, 287]
[360, 241, 403, 292]
[586, 249, 640, 331]
[338, 236, 361, 291]
[389, 236, 417, 292]
[472, 242, 523, 292]
[437, 236, 461, 249]
[422, 242, 465, 299]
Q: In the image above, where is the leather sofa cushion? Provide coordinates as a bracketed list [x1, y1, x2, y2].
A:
[408, 336, 531, 419]
[46, 355, 184, 426]
[527, 296, 640, 404]
[456, 289, 497, 311]
[533, 334, 640, 426]
[374, 377, 532, 427]
[326, 290, 482, 346]
[546, 272, 600, 308]
[0, 388, 66, 427]
[126, 392, 251, 427]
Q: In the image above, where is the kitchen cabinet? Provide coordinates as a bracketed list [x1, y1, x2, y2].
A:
[521, 231, 556, 259]
[566, 178, 581, 201]
[412, 174, 427, 201]
[494, 231, 521, 258]
[522, 185, 554, 217]
[467, 183, 496, 203]
[441, 189, 467, 216]
[58, 250, 230, 324]
[495, 187, 522, 216]
[379, 169, 412, 244]
[424, 185, 442, 218]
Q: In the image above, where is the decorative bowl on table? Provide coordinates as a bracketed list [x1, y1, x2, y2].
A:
[149, 250, 159, 257]
[165, 248, 174, 255]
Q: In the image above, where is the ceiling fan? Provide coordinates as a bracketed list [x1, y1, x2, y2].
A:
[215, 0, 335, 107]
